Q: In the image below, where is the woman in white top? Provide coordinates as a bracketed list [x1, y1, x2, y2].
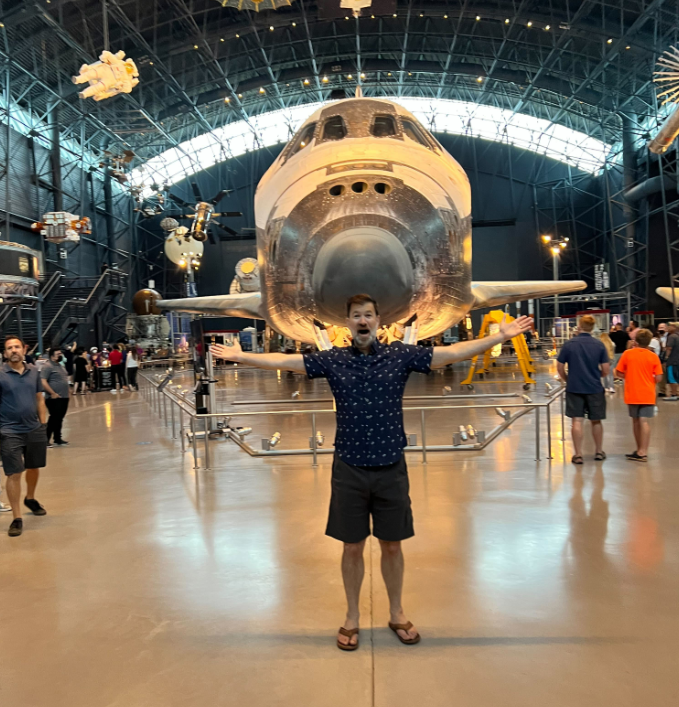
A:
[125, 346, 139, 390]
[649, 332, 662, 356]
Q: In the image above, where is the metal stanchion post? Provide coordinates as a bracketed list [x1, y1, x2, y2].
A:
[311, 412, 318, 466]
[203, 417, 210, 470]
[420, 409, 427, 463]
[535, 407, 540, 461]
[179, 407, 185, 452]
[171, 400, 176, 439]
[546, 400, 552, 459]
[191, 417, 198, 469]
[560, 393, 565, 447]
[163, 394, 168, 426]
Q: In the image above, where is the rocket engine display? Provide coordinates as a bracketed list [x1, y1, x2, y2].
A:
[146, 95, 586, 342]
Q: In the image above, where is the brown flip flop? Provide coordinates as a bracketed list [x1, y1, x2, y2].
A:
[337, 626, 359, 651]
[388, 621, 421, 645]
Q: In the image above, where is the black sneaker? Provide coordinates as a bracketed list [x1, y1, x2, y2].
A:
[54, 440, 69, 446]
[47, 443, 54, 448]
[8, 518, 22, 536]
[24, 498, 46, 516]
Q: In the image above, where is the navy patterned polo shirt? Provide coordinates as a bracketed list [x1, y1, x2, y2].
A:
[303, 341, 433, 465]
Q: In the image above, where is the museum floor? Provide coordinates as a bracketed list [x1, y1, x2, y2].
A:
[2, 364, 679, 706]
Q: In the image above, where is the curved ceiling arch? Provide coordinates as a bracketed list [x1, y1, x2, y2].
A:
[1, 1, 674, 167]
[129, 96, 610, 197]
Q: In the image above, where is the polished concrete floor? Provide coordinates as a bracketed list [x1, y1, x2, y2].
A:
[2, 363, 679, 706]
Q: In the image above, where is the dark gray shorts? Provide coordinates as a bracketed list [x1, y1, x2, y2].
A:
[0, 426, 48, 476]
[326, 454, 414, 544]
[566, 391, 606, 420]
[628, 404, 656, 418]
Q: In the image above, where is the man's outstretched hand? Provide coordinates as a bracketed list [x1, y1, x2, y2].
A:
[498, 315, 533, 341]
[210, 340, 243, 362]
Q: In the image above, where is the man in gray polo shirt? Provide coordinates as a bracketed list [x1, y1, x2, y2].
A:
[41, 347, 71, 446]
[0, 336, 48, 536]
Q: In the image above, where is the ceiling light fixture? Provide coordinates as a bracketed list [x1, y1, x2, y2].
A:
[505, 18, 510, 24]
[607, 38, 613, 44]
[477, 76, 483, 82]
[269, 25, 274, 31]
[476, 15, 481, 20]
[303, 78, 310, 85]
[527, 21, 532, 27]
[322, 76, 328, 82]
[545, 24, 550, 30]
[259, 87, 265, 94]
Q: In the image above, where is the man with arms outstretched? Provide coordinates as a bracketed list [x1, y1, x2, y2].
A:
[211, 295, 531, 650]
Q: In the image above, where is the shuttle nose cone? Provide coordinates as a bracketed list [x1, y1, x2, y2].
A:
[312, 226, 414, 324]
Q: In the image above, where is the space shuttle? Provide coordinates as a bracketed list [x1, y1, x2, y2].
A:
[154, 94, 586, 343]
[656, 287, 679, 310]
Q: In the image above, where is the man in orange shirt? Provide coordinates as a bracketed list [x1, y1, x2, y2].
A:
[615, 328, 663, 462]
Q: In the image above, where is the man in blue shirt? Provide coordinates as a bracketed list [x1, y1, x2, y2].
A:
[211, 295, 531, 650]
[0, 336, 49, 536]
[556, 315, 610, 465]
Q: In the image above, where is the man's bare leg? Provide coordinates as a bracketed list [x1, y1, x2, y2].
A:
[25, 468, 39, 500]
[571, 418, 584, 458]
[591, 420, 604, 454]
[632, 418, 642, 452]
[636, 418, 651, 456]
[338, 539, 366, 648]
[6, 473, 22, 519]
[379, 539, 418, 641]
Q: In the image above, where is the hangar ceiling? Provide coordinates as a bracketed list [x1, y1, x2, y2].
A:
[0, 0, 677, 168]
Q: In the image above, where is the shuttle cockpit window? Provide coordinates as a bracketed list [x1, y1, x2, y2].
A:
[320, 116, 347, 142]
[401, 118, 432, 149]
[288, 122, 317, 157]
[370, 115, 398, 138]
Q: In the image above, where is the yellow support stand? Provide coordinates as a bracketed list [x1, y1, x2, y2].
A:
[461, 310, 536, 387]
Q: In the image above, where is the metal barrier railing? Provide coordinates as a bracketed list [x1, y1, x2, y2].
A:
[139, 371, 566, 471]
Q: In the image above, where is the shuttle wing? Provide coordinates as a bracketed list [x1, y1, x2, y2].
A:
[471, 280, 587, 310]
[156, 293, 263, 319]
[657, 287, 679, 306]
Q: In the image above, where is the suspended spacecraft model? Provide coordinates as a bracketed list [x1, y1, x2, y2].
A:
[145, 94, 585, 343]
[649, 45, 679, 154]
[72, 50, 139, 102]
[31, 213, 91, 244]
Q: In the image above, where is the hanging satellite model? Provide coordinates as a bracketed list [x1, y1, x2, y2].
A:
[649, 45, 679, 154]
[31, 213, 91, 244]
[164, 226, 204, 269]
[341, 0, 372, 17]
[127, 287, 171, 349]
[230, 258, 260, 293]
[72, 50, 139, 101]
[100, 149, 136, 185]
[168, 181, 242, 244]
[216, 0, 294, 11]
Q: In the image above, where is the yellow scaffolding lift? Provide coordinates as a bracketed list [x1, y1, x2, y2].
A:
[461, 310, 536, 388]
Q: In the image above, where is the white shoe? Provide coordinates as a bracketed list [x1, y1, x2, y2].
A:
[0, 501, 11, 512]
[111, 390, 118, 394]
[662, 396, 678, 401]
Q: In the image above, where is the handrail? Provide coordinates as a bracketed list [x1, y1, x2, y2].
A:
[139, 371, 566, 470]
[41, 270, 127, 344]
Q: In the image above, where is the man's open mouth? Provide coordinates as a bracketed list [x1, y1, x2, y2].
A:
[358, 328, 369, 336]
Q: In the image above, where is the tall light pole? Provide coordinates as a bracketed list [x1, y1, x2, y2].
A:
[541, 234, 569, 320]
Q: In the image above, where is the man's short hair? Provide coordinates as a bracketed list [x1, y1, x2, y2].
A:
[630, 320, 638, 327]
[615, 323, 623, 329]
[346, 294, 379, 317]
[578, 314, 596, 332]
[4, 335, 24, 350]
[48, 347, 61, 358]
[635, 329, 653, 347]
